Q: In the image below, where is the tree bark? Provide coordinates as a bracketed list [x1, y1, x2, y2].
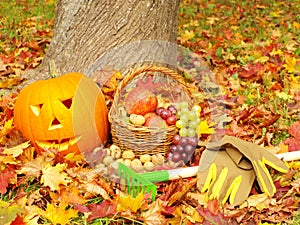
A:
[24, 0, 179, 82]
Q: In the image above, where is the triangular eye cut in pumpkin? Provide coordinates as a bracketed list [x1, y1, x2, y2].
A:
[60, 97, 73, 109]
[49, 117, 63, 130]
[30, 104, 43, 116]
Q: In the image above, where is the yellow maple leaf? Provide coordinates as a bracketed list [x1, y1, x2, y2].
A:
[197, 120, 216, 136]
[0, 119, 14, 144]
[3, 141, 30, 157]
[284, 56, 297, 73]
[41, 163, 72, 191]
[41, 202, 78, 225]
[181, 30, 195, 41]
[117, 192, 145, 213]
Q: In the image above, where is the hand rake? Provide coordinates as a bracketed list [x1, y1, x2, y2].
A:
[118, 151, 300, 201]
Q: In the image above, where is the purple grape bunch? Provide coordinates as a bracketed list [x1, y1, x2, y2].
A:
[168, 134, 198, 163]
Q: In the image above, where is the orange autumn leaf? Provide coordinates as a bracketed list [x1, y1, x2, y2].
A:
[41, 202, 78, 225]
[50, 185, 87, 205]
[41, 163, 71, 191]
[140, 199, 167, 225]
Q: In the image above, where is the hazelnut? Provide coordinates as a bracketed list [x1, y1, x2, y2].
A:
[130, 159, 143, 172]
[129, 114, 145, 126]
[140, 154, 151, 163]
[152, 153, 165, 165]
[122, 150, 135, 160]
[144, 161, 154, 171]
[110, 144, 122, 159]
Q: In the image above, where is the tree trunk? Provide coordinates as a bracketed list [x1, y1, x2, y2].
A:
[24, 0, 179, 82]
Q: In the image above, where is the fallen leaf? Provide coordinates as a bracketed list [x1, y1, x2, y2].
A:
[0, 166, 16, 194]
[41, 163, 72, 191]
[168, 178, 197, 206]
[140, 199, 167, 225]
[74, 200, 117, 222]
[3, 141, 30, 157]
[198, 120, 216, 136]
[117, 192, 145, 213]
[0, 200, 23, 225]
[41, 202, 78, 225]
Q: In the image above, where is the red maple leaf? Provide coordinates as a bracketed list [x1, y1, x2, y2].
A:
[0, 167, 15, 194]
[136, 74, 161, 92]
[74, 200, 117, 222]
[284, 121, 300, 151]
[288, 121, 300, 140]
[10, 215, 26, 225]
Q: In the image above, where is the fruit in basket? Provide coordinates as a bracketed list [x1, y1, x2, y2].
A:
[166, 115, 177, 125]
[144, 113, 167, 128]
[125, 87, 158, 115]
[129, 114, 145, 126]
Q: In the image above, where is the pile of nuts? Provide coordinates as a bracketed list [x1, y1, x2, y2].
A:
[104, 144, 165, 173]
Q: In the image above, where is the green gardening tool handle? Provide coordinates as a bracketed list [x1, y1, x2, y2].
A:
[140, 166, 199, 183]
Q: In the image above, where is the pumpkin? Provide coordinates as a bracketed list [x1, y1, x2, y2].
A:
[14, 72, 109, 155]
[124, 87, 158, 116]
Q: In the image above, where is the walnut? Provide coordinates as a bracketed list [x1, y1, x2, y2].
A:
[109, 144, 121, 159]
[144, 161, 154, 171]
[151, 153, 165, 165]
[140, 154, 151, 163]
[130, 159, 143, 172]
[122, 150, 135, 160]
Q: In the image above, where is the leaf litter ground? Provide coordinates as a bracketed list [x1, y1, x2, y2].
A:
[0, 0, 300, 224]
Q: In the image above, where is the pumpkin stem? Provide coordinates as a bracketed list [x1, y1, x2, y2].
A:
[49, 59, 60, 78]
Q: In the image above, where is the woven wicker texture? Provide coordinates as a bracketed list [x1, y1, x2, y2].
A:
[109, 65, 192, 156]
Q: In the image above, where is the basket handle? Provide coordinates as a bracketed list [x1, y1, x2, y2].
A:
[114, 65, 189, 98]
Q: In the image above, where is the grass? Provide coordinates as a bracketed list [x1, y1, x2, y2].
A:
[0, 0, 299, 224]
[0, 0, 55, 54]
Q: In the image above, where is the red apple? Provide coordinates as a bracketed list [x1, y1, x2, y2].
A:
[125, 87, 158, 115]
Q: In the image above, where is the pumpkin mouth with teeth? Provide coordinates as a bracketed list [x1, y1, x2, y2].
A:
[36, 136, 81, 152]
[14, 72, 109, 156]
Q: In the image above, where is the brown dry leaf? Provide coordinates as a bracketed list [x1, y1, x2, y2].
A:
[83, 181, 111, 200]
[186, 192, 207, 206]
[240, 193, 270, 209]
[140, 199, 167, 225]
[17, 155, 49, 177]
[41, 163, 72, 191]
[168, 178, 198, 206]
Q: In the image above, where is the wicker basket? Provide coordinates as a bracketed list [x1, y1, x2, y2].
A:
[109, 65, 192, 156]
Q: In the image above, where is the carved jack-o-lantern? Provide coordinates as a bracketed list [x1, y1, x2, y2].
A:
[14, 72, 109, 155]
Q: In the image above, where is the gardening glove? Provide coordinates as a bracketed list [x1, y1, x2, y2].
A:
[207, 135, 289, 197]
[197, 148, 256, 206]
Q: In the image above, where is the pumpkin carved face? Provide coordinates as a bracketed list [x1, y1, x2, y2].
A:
[14, 73, 109, 155]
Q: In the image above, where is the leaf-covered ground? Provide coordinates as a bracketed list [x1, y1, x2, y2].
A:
[0, 0, 300, 224]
